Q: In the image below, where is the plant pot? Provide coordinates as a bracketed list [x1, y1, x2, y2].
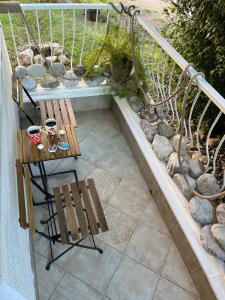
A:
[87, 9, 98, 22]
[110, 59, 133, 82]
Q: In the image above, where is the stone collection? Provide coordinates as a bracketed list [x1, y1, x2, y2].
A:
[137, 102, 225, 262]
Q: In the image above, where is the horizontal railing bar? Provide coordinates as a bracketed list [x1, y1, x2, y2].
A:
[20, 3, 117, 11]
[137, 15, 225, 115]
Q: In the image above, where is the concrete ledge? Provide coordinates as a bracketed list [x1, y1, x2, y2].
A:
[113, 96, 225, 300]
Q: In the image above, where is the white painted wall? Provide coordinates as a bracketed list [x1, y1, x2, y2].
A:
[0, 26, 36, 300]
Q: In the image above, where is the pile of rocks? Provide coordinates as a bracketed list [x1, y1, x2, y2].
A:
[137, 104, 225, 261]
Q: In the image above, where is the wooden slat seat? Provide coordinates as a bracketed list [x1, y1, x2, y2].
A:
[40, 99, 77, 128]
[53, 179, 108, 244]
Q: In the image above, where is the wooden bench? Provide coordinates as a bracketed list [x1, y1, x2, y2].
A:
[16, 160, 108, 270]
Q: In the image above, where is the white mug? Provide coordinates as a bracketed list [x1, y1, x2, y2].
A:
[45, 118, 57, 132]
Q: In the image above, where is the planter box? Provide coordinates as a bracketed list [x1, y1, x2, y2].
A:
[113, 96, 225, 300]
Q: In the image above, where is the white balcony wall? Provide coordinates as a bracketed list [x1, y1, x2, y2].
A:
[0, 25, 35, 300]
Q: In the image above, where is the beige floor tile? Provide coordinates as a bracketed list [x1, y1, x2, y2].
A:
[123, 161, 148, 190]
[35, 252, 65, 300]
[153, 277, 199, 300]
[106, 256, 159, 300]
[140, 198, 171, 238]
[98, 205, 137, 252]
[162, 242, 199, 296]
[68, 239, 122, 294]
[76, 111, 99, 143]
[50, 272, 102, 300]
[125, 222, 171, 274]
[109, 180, 149, 220]
[90, 122, 121, 145]
[87, 168, 121, 208]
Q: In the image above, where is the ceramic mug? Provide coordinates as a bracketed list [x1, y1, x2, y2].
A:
[27, 125, 41, 145]
[45, 118, 57, 133]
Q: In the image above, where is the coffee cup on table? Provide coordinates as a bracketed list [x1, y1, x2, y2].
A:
[45, 118, 57, 133]
[27, 125, 42, 145]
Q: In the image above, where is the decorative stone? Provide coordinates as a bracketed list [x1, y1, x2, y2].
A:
[140, 119, 158, 143]
[189, 197, 213, 225]
[15, 65, 27, 79]
[20, 43, 38, 55]
[46, 56, 58, 64]
[152, 134, 174, 161]
[216, 204, 225, 225]
[34, 54, 43, 64]
[58, 54, 70, 65]
[27, 64, 46, 78]
[128, 96, 145, 113]
[19, 49, 34, 66]
[172, 134, 187, 155]
[139, 105, 158, 123]
[21, 76, 37, 91]
[41, 75, 59, 88]
[49, 63, 65, 77]
[73, 64, 87, 76]
[197, 173, 220, 196]
[62, 71, 79, 88]
[186, 159, 205, 179]
[173, 173, 196, 199]
[200, 225, 225, 260]
[211, 224, 225, 251]
[155, 105, 164, 120]
[39, 43, 51, 56]
[192, 152, 209, 165]
[85, 76, 105, 87]
[167, 152, 189, 176]
[157, 121, 175, 138]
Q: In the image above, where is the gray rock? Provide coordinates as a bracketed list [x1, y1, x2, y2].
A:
[211, 224, 225, 251]
[46, 56, 58, 64]
[216, 204, 225, 225]
[140, 119, 158, 142]
[21, 76, 37, 91]
[52, 47, 63, 57]
[62, 71, 79, 88]
[200, 225, 225, 260]
[34, 54, 43, 65]
[27, 64, 46, 78]
[85, 76, 105, 87]
[139, 105, 158, 123]
[152, 134, 174, 160]
[39, 43, 51, 56]
[197, 173, 220, 196]
[74, 64, 87, 76]
[172, 134, 187, 155]
[173, 173, 196, 199]
[128, 96, 145, 113]
[41, 75, 59, 88]
[49, 63, 65, 77]
[157, 121, 175, 138]
[167, 152, 189, 176]
[58, 54, 70, 65]
[189, 197, 213, 225]
[19, 49, 34, 66]
[186, 159, 205, 179]
[155, 105, 164, 120]
[15, 65, 27, 79]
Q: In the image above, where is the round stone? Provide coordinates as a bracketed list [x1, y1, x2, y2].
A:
[152, 134, 174, 161]
[73, 64, 87, 76]
[197, 173, 220, 196]
[189, 197, 213, 225]
[85, 76, 105, 87]
[62, 71, 79, 88]
[172, 134, 187, 156]
[216, 203, 225, 225]
[49, 63, 65, 77]
[140, 119, 158, 143]
[41, 75, 59, 88]
[173, 173, 196, 200]
[21, 76, 37, 91]
[15, 65, 27, 79]
[128, 96, 145, 113]
[211, 224, 225, 251]
[155, 105, 164, 120]
[200, 225, 225, 260]
[157, 121, 175, 138]
[27, 64, 46, 78]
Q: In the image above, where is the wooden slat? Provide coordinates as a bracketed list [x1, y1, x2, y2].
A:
[59, 99, 69, 124]
[80, 181, 99, 235]
[64, 125, 75, 157]
[21, 130, 29, 163]
[87, 178, 108, 233]
[71, 127, 81, 156]
[70, 182, 89, 238]
[54, 187, 70, 244]
[52, 100, 62, 128]
[16, 160, 27, 229]
[17, 131, 23, 162]
[24, 166, 36, 234]
[46, 100, 54, 119]
[39, 101, 47, 126]
[62, 185, 80, 241]
[65, 100, 77, 127]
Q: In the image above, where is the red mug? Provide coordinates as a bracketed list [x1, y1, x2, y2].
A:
[27, 126, 41, 145]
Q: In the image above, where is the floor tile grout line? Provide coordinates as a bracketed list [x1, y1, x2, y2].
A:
[48, 270, 67, 300]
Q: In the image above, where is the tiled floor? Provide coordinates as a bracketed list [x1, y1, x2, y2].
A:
[29, 109, 200, 300]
